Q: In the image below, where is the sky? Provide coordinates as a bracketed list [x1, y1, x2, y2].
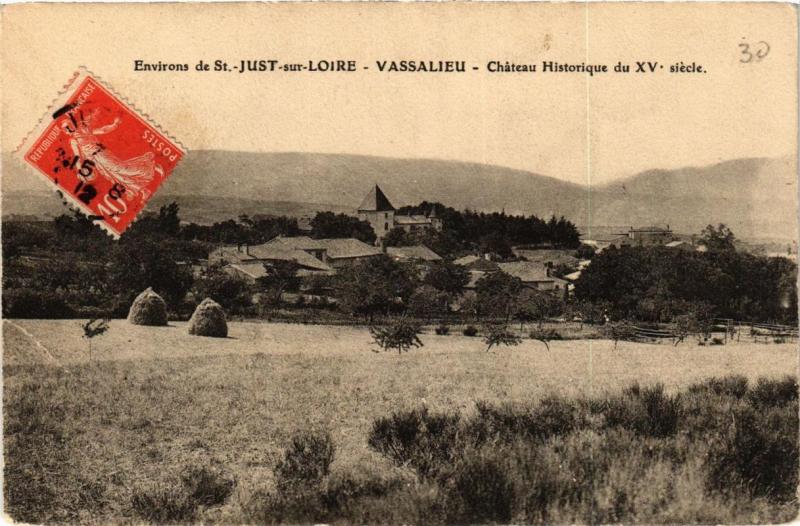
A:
[2, 2, 797, 189]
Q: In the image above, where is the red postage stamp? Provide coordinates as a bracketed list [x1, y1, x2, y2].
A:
[17, 68, 184, 237]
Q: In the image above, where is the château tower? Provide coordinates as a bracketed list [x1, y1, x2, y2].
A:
[357, 185, 396, 240]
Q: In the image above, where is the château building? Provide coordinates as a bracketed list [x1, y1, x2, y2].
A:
[357, 185, 443, 240]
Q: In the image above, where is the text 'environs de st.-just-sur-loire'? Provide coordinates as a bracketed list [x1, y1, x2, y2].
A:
[133, 59, 707, 75]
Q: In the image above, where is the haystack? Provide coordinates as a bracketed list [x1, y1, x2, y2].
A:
[127, 287, 168, 326]
[188, 298, 228, 338]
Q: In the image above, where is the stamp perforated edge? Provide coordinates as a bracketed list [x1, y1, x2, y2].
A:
[11, 67, 187, 239]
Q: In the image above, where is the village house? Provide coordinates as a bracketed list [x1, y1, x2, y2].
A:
[357, 185, 443, 240]
[455, 256, 567, 298]
[386, 245, 443, 263]
[583, 225, 676, 251]
[209, 235, 383, 282]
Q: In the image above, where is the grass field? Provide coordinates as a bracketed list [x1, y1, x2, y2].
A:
[3, 319, 798, 524]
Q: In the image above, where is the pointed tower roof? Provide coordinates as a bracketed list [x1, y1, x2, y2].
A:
[358, 185, 395, 212]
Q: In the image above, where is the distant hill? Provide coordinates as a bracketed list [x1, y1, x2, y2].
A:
[2, 151, 795, 240]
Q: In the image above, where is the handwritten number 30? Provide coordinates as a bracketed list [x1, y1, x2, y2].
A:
[739, 41, 770, 63]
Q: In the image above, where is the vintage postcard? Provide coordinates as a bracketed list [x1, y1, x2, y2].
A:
[1, 2, 798, 524]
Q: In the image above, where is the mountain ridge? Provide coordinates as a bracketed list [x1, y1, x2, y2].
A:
[2, 151, 795, 240]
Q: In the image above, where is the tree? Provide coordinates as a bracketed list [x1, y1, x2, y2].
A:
[257, 260, 300, 305]
[408, 285, 448, 320]
[699, 224, 736, 252]
[529, 327, 560, 351]
[513, 291, 555, 330]
[475, 271, 523, 321]
[370, 316, 423, 354]
[383, 227, 408, 247]
[82, 318, 109, 361]
[423, 261, 470, 296]
[575, 244, 596, 260]
[603, 321, 637, 349]
[478, 233, 513, 260]
[109, 239, 194, 308]
[310, 212, 376, 244]
[334, 255, 416, 321]
[483, 323, 521, 352]
[193, 265, 253, 312]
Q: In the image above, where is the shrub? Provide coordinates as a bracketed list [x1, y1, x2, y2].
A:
[370, 317, 423, 354]
[244, 472, 402, 525]
[445, 450, 514, 524]
[368, 407, 461, 480]
[180, 465, 236, 507]
[467, 396, 585, 444]
[462, 325, 478, 337]
[711, 337, 725, 345]
[2, 289, 74, 319]
[705, 403, 798, 500]
[687, 375, 749, 399]
[275, 430, 335, 492]
[747, 376, 798, 408]
[601, 383, 679, 438]
[434, 324, 450, 336]
[320, 472, 401, 518]
[131, 483, 197, 523]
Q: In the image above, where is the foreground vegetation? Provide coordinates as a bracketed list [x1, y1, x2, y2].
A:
[4, 320, 797, 524]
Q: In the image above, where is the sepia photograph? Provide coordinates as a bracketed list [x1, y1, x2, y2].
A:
[1, 2, 798, 524]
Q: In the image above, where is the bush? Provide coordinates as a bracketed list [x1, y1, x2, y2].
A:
[131, 483, 197, 523]
[434, 324, 450, 336]
[600, 383, 679, 438]
[462, 325, 478, 337]
[747, 376, 798, 408]
[180, 465, 236, 507]
[467, 396, 586, 444]
[275, 430, 335, 492]
[687, 375, 749, 399]
[2, 289, 75, 319]
[705, 403, 798, 500]
[368, 407, 461, 480]
[445, 451, 514, 524]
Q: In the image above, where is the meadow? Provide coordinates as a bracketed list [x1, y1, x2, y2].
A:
[3, 319, 798, 524]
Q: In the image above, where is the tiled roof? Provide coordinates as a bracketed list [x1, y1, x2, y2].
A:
[387, 245, 442, 261]
[454, 255, 499, 272]
[262, 236, 382, 260]
[497, 261, 553, 283]
[238, 246, 333, 272]
[263, 236, 326, 250]
[453, 255, 480, 266]
[357, 185, 395, 212]
[394, 215, 431, 225]
[315, 238, 383, 259]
